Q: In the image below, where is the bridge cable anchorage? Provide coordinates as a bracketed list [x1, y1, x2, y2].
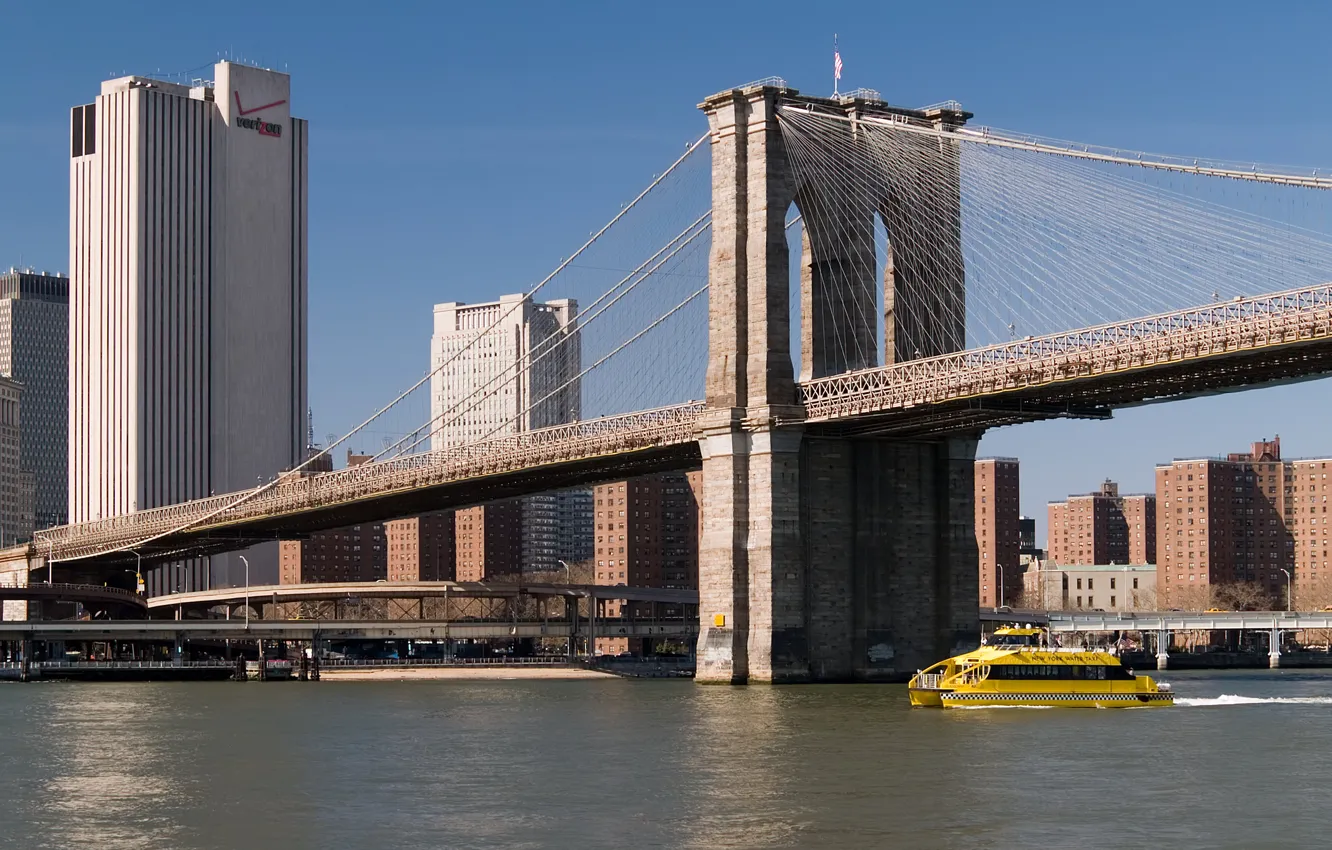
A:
[777, 102, 1332, 358]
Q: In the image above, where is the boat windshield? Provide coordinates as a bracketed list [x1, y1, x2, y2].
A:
[988, 633, 1039, 647]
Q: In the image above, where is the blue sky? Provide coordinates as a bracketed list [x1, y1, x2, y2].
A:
[3, 0, 1332, 543]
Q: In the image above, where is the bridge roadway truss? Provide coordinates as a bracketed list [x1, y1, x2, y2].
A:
[22, 281, 1332, 569]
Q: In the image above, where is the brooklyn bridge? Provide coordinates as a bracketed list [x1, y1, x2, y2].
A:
[11, 79, 1332, 683]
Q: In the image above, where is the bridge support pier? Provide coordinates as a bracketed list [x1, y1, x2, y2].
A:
[695, 83, 977, 684]
[1269, 626, 1282, 668]
[1156, 628, 1170, 670]
[804, 436, 980, 681]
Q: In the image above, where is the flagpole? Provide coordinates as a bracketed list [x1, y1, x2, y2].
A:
[833, 34, 839, 96]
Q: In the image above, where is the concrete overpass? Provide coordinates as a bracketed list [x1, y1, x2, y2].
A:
[146, 580, 698, 616]
[0, 618, 695, 642]
[0, 582, 146, 617]
[980, 608, 1332, 632]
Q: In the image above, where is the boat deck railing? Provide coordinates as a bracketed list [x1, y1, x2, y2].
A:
[912, 672, 945, 690]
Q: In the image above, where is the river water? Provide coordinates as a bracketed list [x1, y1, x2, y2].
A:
[1, 670, 1329, 849]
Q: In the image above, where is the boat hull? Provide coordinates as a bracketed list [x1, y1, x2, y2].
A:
[908, 688, 947, 707]
[939, 691, 1173, 708]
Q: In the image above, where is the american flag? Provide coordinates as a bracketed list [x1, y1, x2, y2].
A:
[834, 50, 843, 81]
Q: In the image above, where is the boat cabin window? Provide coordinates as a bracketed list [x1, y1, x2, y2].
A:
[988, 664, 1136, 681]
[988, 633, 1039, 647]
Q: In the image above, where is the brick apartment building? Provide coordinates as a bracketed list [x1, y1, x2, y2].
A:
[1155, 437, 1317, 608]
[1047, 480, 1156, 567]
[386, 509, 457, 582]
[594, 471, 701, 654]
[975, 458, 1021, 607]
[279, 451, 387, 584]
[455, 501, 523, 581]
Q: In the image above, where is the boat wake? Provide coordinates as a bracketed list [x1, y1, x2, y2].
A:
[948, 704, 1053, 710]
[1175, 694, 1332, 707]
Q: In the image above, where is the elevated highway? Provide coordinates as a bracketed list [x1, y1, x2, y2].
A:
[146, 580, 698, 616]
[0, 582, 146, 616]
[0, 619, 695, 642]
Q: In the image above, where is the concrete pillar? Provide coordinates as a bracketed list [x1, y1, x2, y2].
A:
[1269, 626, 1281, 668]
[1156, 628, 1169, 670]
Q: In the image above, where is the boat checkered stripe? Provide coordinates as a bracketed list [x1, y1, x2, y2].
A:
[942, 692, 1171, 703]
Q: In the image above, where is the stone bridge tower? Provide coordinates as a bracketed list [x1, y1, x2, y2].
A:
[695, 83, 980, 683]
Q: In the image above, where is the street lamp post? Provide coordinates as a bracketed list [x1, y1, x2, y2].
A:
[128, 550, 143, 595]
[557, 559, 571, 585]
[239, 555, 251, 627]
[1281, 568, 1292, 612]
[997, 564, 1005, 609]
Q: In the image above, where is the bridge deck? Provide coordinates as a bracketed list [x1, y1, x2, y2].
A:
[30, 283, 1332, 566]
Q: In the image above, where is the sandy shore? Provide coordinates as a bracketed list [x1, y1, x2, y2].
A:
[318, 666, 618, 681]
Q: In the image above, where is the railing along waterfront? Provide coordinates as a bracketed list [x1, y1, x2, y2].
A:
[799, 283, 1332, 421]
[318, 656, 572, 667]
[38, 402, 705, 560]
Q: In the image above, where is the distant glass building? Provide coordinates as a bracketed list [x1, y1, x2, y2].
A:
[0, 268, 68, 532]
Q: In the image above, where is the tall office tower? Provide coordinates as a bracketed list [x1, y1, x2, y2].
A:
[430, 295, 583, 573]
[1047, 480, 1156, 567]
[69, 62, 308, 593]
[0, 268, 68, 531]
[0, 378, 29, 544]
[593, 471, 701, 654]
[974, 458, 1021, 608]
[1155, 438, 1289, 608]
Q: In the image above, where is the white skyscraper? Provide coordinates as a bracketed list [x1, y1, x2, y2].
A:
[69, 61, 308, 592]
[430, 294, 588, 572]
[430, 294, 579, 451]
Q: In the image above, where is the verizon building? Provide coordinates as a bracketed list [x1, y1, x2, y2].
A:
[69, 61, 308, 591]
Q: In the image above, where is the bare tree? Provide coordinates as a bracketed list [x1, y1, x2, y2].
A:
[1211, 581, 1275, 611]
[1163, 583, 1211, 612]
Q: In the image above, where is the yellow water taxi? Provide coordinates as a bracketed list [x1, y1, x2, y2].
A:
[908, 627, 1173, 708]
